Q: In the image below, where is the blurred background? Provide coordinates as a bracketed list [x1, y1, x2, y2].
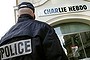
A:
[0, 0, 16, 38]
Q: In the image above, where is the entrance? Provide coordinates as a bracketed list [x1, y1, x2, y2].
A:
[63, 31, 90, 60]
[54, 22, 90, 60]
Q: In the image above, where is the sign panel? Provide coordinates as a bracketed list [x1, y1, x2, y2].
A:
[38, 4, 90, 16]
[71, 46, 80, 57]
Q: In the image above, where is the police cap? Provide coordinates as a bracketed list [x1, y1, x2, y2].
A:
[18, 2, 35, 13]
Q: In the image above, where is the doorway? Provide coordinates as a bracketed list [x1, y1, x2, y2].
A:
[63, 31, 90, 60]
[54, 22, 90, 60]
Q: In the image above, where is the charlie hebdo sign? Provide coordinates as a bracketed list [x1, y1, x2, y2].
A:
[38, 4, 89, 16]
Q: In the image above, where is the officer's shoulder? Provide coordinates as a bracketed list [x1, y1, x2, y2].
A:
[34, 20, 51, 28]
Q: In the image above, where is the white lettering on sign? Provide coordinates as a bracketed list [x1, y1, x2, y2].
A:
[0, 39, 32, 60]
[38, 4, 88, 16]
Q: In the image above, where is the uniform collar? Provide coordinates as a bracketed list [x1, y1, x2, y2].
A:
[17, 14, 34, 23]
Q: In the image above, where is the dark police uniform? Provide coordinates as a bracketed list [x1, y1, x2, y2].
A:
[0, 1, 68, 60]
[0, 14, 68, 60]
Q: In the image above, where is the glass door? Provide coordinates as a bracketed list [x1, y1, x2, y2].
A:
[62, 31, 90, 60]
[54, 22, 90, 60]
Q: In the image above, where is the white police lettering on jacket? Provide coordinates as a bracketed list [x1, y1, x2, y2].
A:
[0, 39, 32, 60]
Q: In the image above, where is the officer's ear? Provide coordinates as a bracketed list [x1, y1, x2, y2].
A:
[17, 14, 19, 18]
[33, 14, 35, 19]
[17, 10, 20, 17]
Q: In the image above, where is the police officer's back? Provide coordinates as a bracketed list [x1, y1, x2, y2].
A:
[0, 2, 68, 60]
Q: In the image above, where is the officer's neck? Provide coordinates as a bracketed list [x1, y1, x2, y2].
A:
[19, 14, 34, 19]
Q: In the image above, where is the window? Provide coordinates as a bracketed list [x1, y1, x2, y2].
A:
[54, 22, 90, 60]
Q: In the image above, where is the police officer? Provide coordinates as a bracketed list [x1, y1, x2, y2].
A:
[0, 2, 68, 60]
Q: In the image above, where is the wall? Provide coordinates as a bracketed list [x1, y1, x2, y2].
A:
[34, 0, 90, 26]
[16, 0, 90, 25]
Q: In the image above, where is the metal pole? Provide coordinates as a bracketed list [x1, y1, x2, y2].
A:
[16, 0, 18, 6]
[79, 33, 87, 58]
[71, 36, 75, 46]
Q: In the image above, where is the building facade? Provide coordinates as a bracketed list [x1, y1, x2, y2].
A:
[15, 0, 90, 60]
